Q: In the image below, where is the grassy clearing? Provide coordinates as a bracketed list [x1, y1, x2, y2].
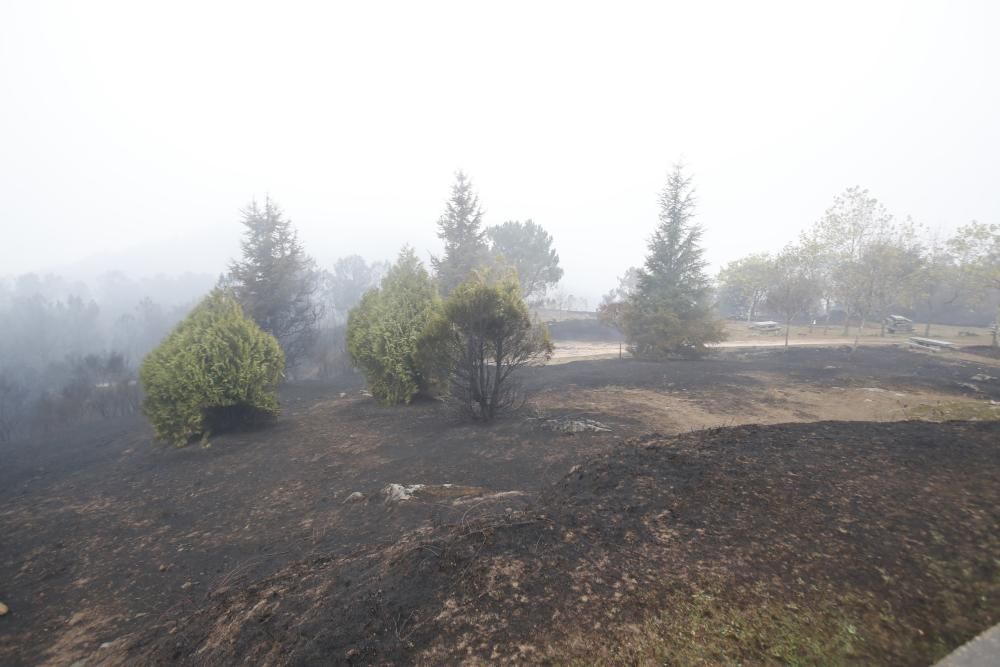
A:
[551, 586, 864, 666]
[550, 565, 998, 667]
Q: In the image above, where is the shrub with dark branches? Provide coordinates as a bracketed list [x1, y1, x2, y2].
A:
[420, 273, 552, 421]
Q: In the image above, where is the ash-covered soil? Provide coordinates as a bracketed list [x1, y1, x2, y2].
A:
[123, 421, 1000, 666]
[1, 346, 998, 665]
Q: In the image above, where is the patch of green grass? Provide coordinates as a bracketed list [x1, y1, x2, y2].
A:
[553, 588, 865, 666]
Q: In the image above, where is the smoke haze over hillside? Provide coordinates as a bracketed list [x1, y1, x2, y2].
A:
[2, 1, 998, 305]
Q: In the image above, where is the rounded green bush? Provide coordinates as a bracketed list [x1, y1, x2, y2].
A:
[346, 247, 441, 404]
[139, 289, 284, 446]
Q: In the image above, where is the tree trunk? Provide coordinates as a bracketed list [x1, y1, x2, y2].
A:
[993, 306, 999, 349]
[852, 315, 866, 354]
[924, 297, 933, 337]
[784, 318, 791, 351]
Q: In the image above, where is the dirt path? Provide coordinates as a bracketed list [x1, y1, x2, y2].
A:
[551, 337, 898, 362]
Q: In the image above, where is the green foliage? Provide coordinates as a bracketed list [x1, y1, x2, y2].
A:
[623, 165, 725, 358]
[419, 272, 552, 421]
[949, 220, 1000, 346]
[346, 247, 442, 404]
[558, 588, 864, 666]
[600, 267, 641, 309]
[224, 196, 322, 368]
[139, 289, 284, 446]
[716, 253, 774, 321]
[766, 245, 823, 349]
[432, 172, 491, 296]
[486, 220, 563, 301]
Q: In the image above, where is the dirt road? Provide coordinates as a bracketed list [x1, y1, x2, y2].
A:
[551, 336, 898, 362]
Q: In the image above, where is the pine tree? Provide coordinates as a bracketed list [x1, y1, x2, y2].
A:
[623, 165, 725, 358]
[224, 196, 322, 370]
[432, 172, 490, 295]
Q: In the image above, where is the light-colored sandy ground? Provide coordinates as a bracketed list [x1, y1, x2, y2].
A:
[546, 319, 997, 363]
[550, 337, 896, 363]
[532, 374, 1000, 436]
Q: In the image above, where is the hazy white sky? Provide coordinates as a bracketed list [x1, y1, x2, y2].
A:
[1, 0, 997, 304]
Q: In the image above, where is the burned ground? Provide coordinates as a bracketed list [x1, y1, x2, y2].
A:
[124, 421, 1000, 665]
[1, 346, 998, 665]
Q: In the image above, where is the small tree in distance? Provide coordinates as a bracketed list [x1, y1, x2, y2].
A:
[420, 273, 553, 421]
[948, 221, 1000, 348]
[486, 220, 564, 303]
[765, 246, 821, 351]
[717, 253, 774, 322]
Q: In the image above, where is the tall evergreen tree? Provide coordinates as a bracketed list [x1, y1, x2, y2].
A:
[432, 172, 490, 295]
[224, 196, 322, 370]
[623, 165, 724, 358]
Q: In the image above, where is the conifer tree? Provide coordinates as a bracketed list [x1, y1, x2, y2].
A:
[622, 165, 725, 358]
[224, 197, 322, 369]
[346, 247, 442, 404]
[432, 172, 490, 295]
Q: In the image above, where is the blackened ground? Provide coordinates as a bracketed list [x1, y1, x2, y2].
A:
[962, 344, 1000, 360]
[1, 346, 998, 665]
[124, 421, 1000, 666]
[522, 344, 1000, 401]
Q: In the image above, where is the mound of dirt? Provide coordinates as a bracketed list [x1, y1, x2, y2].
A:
[120, 421, 1000, 666]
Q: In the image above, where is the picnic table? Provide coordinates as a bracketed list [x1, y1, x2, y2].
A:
[908, 336, 956, 352]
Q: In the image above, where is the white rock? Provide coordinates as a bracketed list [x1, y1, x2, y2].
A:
[383, 483, 425, 503]
[343, 491, 366, 504]
[544, 418, 612, 433]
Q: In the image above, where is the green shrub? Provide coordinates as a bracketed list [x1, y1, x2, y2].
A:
[419, 272, 552, 421]
[346, 247, 442, 404]
[139, 289, 284, 446]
